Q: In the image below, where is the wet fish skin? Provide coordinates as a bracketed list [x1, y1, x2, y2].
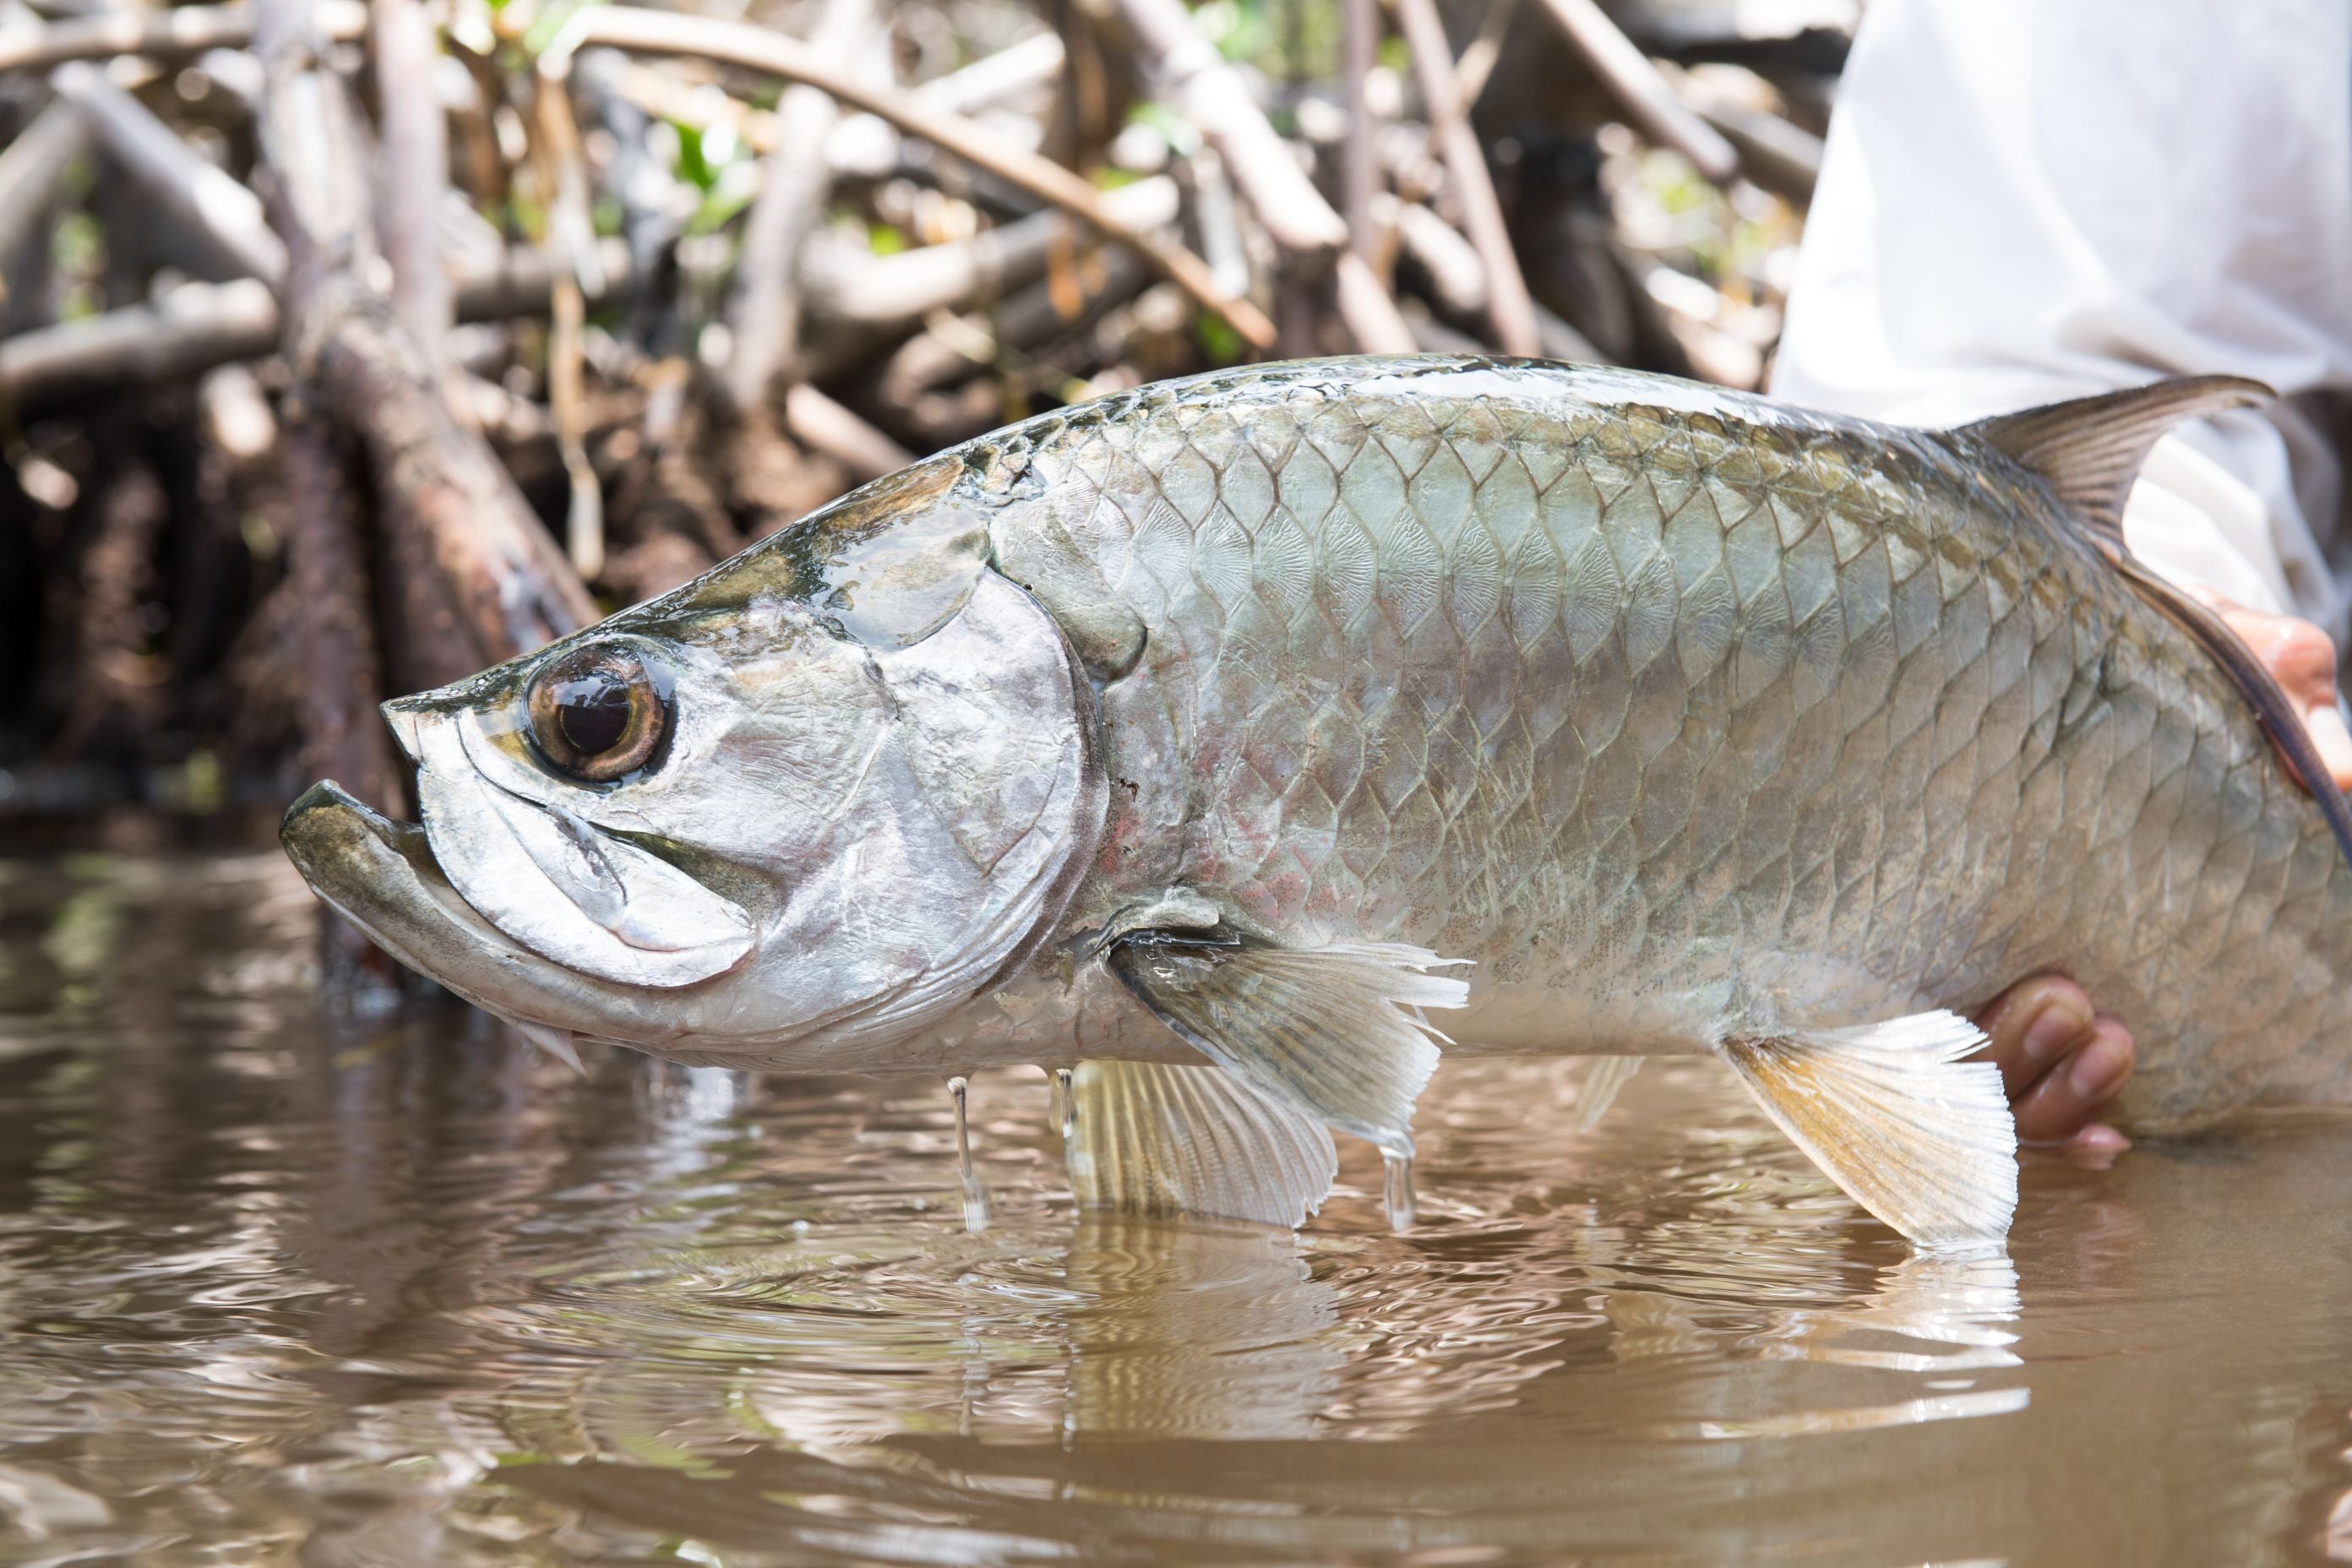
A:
[979, 357, 2347, 1124]
[280, 355, 2352, 1225]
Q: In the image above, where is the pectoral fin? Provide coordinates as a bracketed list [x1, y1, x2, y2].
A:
[512, 1019, 585, 1075]
[1066, 1060, 1338, 1227]
[1105, 932, 1469, 1157]
[1722, 1010, 2017, 1247]
[1576, 1056, 1643, 1134]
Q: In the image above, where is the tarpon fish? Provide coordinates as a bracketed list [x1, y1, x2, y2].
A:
[280, 357, 2352, 1246]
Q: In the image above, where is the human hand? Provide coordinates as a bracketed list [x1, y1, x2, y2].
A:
[1973, 603, 2350, 1151]
[2202, 597, 2352, 792]
[1974, 975, 2133, 1154]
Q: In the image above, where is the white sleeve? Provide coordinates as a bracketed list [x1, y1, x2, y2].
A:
[1768, 0, 2352, 641]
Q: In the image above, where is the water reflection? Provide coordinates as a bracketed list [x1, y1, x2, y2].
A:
[1, 852, 2349, 1565]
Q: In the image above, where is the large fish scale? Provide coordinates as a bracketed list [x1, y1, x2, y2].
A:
[980, 357, 2351, 1124]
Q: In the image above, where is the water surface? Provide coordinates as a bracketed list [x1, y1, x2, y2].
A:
[2, 850, 2349, 1565]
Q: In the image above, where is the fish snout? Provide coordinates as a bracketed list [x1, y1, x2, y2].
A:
[379, 694, 432, 764]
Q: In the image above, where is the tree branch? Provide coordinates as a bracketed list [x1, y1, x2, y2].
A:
[0, 1, 365, 74]
[1389, 0, 1540, 356]
[544, 3, 1277, 351]
[1532, 0, 1739, 184]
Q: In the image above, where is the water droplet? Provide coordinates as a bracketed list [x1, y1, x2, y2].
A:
[949, 1075, 989, 1233]
[1383, 1151, 1416, 1231]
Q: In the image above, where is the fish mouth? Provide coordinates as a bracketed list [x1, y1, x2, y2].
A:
[280, 781, 542, 984]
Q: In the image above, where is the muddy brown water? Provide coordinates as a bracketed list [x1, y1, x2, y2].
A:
[2, 850, 2350, 1565]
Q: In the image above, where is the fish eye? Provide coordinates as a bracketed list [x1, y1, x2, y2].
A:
[525, 644, 668, 783]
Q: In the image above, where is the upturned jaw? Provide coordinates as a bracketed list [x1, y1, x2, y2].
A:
[279, 780, 544, 1006]
[282, 780, 644, 1034]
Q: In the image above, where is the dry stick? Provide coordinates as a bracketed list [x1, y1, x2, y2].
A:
[1657, 62, 1821, 204]
[0, 0, 367, 73]
[553, 4, 1275, 351]
[1100, 0, 1413, 354]
[281, 405, 406, 977]
[1449, 0, 1518, 110]
[1531, 0, 1738, 186]
[782, 383, 913, 481]
[3, 277, 277, 411]
[369, 0, 453, 370]
[1340, 0, 1379, 264]
[1388, 0, 1539, 357]
[0, 242, 634, 414]
[1384, 193, 1486, 317]
[49, 60, 289, 284]
[1333, 253, 1416, 354]
[611, 31, 1063, 173]
[717, 0, 869, 420]
[806, 174, 1179, 329]
[255, 0, 594, 669]
[911, 29, 1065, 113]
[879, 246, 1152, 409]
[526, 71, 605, 578]
[1104, 0, 1342, 260]
[280, 405, 399, 817]
[1695, 99, 1819, 204]
[0, 101, 84, 277]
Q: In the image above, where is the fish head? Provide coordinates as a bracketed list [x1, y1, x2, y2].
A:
[280, 453, 1106, 1067]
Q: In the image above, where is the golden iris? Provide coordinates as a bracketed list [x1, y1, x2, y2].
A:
[525, 645, 665, 782]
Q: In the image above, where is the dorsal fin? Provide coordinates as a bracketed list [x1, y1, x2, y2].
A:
[1959, 375, 2273, 542]
[1960, 375, 2352, 865]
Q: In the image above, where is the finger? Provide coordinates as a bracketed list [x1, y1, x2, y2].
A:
[2058, 1122, 2132, 1165]
[1973, 974, 2095, 1099]
[2010, 1014, 2134, 1146]
[2216, 603, 2352, 792]
[2301, 704, 2352, 794]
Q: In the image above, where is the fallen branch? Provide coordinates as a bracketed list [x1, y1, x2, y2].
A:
[1340, 0, 1379, 261]
[612, 32, 1063, 177]
[804, 174, 1178, 328]
[544, 3, 1277, 351]
[0, 101, 86, 319]
[1104, 0, 1342, 262]
[782, 382, 913, 480]
[258, 0, 594, 664]
[280, 405, 399, 817]
[51, 60, 288, 284]
[1388, 0, 1539, 355]
[877, 244, 1151, 407]
[369, 0, 455, 368]
[717, 0, 870, 417]
[3, 277, 277, 412]
[1384, 194, 1486, 318]
[0, 242, 634, 416]
[0, 0, 365, 74]
[1104, 0, 1419, 354]
[1659, 62, 1821, 204]
[1335, 252, 1417, 354]
[1533, 0, 1739, 185]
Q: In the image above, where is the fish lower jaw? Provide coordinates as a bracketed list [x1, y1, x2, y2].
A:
[281, 781, 532, 962]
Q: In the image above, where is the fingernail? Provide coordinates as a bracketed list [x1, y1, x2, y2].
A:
[2067, 1034, 2130, 1102]
[2020, 994, 2091, 1068]
[2309, 705, 2352, 784]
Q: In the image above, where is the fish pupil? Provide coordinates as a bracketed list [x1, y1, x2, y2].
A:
[553, 674, 632, 758]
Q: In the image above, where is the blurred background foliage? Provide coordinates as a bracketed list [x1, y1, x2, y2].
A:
[0, 0, 1851, 842]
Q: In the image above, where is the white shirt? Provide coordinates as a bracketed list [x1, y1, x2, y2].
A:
[1769, 0, 2352, 645]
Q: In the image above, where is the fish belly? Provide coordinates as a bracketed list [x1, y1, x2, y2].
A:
[993, 358, 2352, 1123]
